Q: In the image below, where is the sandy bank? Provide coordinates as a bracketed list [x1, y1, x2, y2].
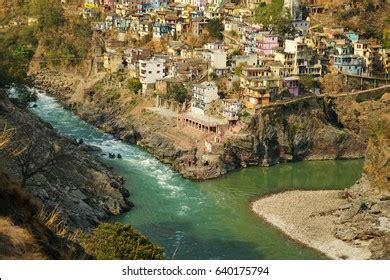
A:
[252, 190, 373, 260]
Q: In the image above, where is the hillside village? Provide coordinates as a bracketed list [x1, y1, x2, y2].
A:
[0, 0, 389, 262]
[5, 0, 388, 172]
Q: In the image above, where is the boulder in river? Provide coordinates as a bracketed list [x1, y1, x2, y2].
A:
[79, 144, 102, 152]
[108, 153, 116, 159]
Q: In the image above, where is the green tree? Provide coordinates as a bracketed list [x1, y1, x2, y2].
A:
[166, 84, 188, 103]
[29, 0, 66, 30]
[0, 26, 38, 86]
[254, 0, 293, 36]
[127, 78, 142, 93]
[230, 49, 241, 57]
[232, 80, 240, 92]
[234, 62, 246, 76]
[299, 75, 320, 93]
[80, 223, 165, 260]
[205, 19, 224, 40]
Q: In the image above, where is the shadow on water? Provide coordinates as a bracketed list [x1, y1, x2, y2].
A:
[133, 222, 264, 260]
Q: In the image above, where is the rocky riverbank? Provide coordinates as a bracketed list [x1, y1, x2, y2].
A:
[32, 70, 386, 180]
[0, 93, 133, 232]
[253, 109, 390, 260]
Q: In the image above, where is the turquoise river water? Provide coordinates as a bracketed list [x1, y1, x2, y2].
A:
[30, 93, 363, 260]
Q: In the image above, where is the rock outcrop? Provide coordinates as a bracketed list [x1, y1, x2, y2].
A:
[0, 94, 132, 232]
[332, 108, 390, 259]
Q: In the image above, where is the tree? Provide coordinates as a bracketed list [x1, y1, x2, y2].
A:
[29, 0, 66, 30]
[0, 26, 37, 87]
[0, 49, 28, 86]
[230, 49, 241, 57]
[5, 127, 67, 187]
[299, 75, 320, 93]
[80, 223, 165, 260]
[127, 78, 142, 94]
[166, 84, 188, 103]
[232, 80, 240, 92]
[254, 0, 294, 36]
[205, 19, 224, 40]
[234, 62, 246, 76]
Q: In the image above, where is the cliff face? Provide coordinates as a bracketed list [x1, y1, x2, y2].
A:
[222, 98, 367, 168]
[363, 105, 390, 190]
[0, 94, 132, 232]
[332, 103, 390, 259]
[32, 71, 387, 180]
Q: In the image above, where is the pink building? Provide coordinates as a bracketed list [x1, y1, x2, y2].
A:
[256, 34, 279, 56]
[283, 76, 299, 96]
[192, 0, 208, 7]
[102, 0, 115, 5]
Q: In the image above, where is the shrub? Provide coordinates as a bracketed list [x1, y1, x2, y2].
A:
[80, 223, 165, 260]
[165, 84, 188, 103]
[205, 19, 224, 40]
[127, 78, 142, 93]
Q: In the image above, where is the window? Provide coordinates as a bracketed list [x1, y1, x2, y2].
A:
[149, 71, 152, 74]
[157, 71, 160, 73]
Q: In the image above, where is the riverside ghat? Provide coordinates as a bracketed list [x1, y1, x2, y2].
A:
[30, 91, 364, 260]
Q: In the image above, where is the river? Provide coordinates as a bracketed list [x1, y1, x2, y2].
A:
[30, 93, 363, 260]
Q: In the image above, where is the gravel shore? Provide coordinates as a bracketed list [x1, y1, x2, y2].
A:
[252, 190, 373, 260]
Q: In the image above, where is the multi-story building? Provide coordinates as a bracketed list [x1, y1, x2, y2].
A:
[333, 55, 364, 76]
[221, 99, 243, 121]
[139, 58, 167, 93]
[256, 34, 279, 56]
[380, 49, 390, 78]
[353, 40, 383, 76]
[282, 76, 300, 96]
[210, 49, 229, 76]
[274, 38, 322, 76]
[240, 66, 280, 108]
[191, 82, 219, 115]
[241, 27, 261, 54]
[124, 48, 152, 67]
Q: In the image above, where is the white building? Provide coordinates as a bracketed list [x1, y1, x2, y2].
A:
[274, 37, 322, 76]
[204, 42, 224, 50]
[191, 82, 219, 115]
[139, 58, 167, 93]
[210, 49, 229, 76]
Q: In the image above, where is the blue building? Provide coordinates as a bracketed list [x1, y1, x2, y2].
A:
[333, 55, 364, 75]
[345, 31, 359, 43]
[153, 22, 175, 38]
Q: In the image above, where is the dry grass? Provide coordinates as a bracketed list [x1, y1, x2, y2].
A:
[37, 206, 81, 242]
[0, 218, 47, 260]
[38, 207, 68, 239]
[0, 124, 27, 156]
[0, 125, 13, 148]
